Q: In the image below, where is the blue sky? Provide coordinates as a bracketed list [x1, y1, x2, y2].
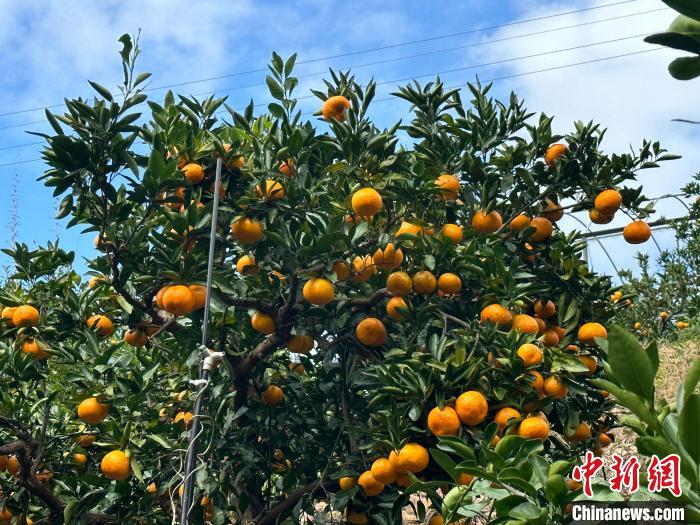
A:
[0, 0, 698, 281]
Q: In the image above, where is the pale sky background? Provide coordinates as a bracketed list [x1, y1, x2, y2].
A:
[0, 0, 697, 282]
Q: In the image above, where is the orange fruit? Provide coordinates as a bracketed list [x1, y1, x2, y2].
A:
[86, 315, 114, 337]
[236, 255, 259, 275]
[623, 220, 651, 244]
[101, 450, 131, 480]
[472, 210, 503, 234]
[577, 355, 597, 374]
[395, 472, 411, 488]
[493, 407, 521, 432]
[517, 417, 549, 440]
[358, 470, 384, 496]
[529, 216, 553, 242]
[13, 305, 40, 327]
[256, 179, 285, 201]
[395, 443, 429, 474]
[174, 411, 193, 428]
[512, 314, 539, 334]
[660, 311, 669, 320]
[455, 391, 488, 426]
[594, 189, 622, 215]
[386, 271, 412, 296]
[373, 243, 404, 271]
[123, 329, 148, 347]
[347, 511, 369, 524]
[534, 317, 546, 335]
[371, 457, 397, 483]
[589, 208, 613, 224]
[569, 422, 591, 442]
[303, 278, 335, 305]
[6, 456, 20, 476]
[355, 318, 387, 346]
[339, 476, 357, 491]
[543, 376, 568, 399]
[441, 224, 463, 244]
[597, 432, 612, 448]
[231, 217, 264, 243]
[542, 329, 560, 347]
[457, 473, 474, 486]
[182, 163, 204, 184]
[332, 261, 350, 280]
[437, 273, 461, 294]
[533, 300, 556, 319]
[1, 306, 16, 325]
[435, 173, 461, 200]
[76, 434, 96, 447]
[578, 322, 607, 345]
[412, 271, 437, 295]
[279, 160, 294, 177]
[508, 214, 531, 232]
[551, 325, 566, 340]
[189, 284, 206, 310]
[78, 397, 109, 425]
[162, 285, 196, 316]
[251, 311, 276, 335]
[567, 479, 581, 491]
[528, 370, 544, 393]
[288, 335, 313, 354]
[352, 255, 377, 282]
[351, 188, 382, 217]
[394, 220, 423, 238]
[21, 339, 50, 360]
[427, 406, 461, 436]
[261, 385, 284, 406]
[429, 516, 444, 525]
[480, 304, 512, 327]
[541, 198, 564, 222]
[516, 343, 543, 366]
[322, 95, 351, 121]
[155, 285, 171, 309]
[544, 143, 567, 166]
[147, 482, 158, 494]
[73, 453, 88, 468]
[386, 296, 409, 321]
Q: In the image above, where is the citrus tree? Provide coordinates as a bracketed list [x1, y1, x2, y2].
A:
[0, 35, 680, 524]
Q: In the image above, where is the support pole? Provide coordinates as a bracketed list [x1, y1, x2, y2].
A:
[180, 157, 223, 524]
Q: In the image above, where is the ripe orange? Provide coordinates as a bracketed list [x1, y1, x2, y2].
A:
[162, 285, 196, 316]
[76, 434, 96, 447]
[528, 370, 544, 393]
[457, 473, 474, 486]
[21, 339, 50, 360]
[303, 277, 335, 305]
[78, 397, 109, 425]
[394, 443, 429, 473]
[322, 95, 351, 121]
[578, 322, 607, 345]
[386, 271, 412, 296]
[1, 306, 16, 325]
[429, 515, 444, 525]
[472, 210, 503, 234]
[543, 376, 568, 399]
[386, 296, 409, 321]
[569, 422, 591, 442]
[512, 314, 539, 334]
[189, 284, 206, 311]
[394, 220, 423, 238]
[182, 163, 204, 184]
[412, 271, 437, 295]
[542, 329, 560, 347]
[441, 224, 463, 244]
[435, 173, 461, 200]
[534, 317, 546, 335]
[279, 160, 294, 177]
[533, 300, 556, 319]
[155, 285, 171, 309]
[261, 385, 284, 406]
[437, 273, 461, 294]
[589, 208, 613, 225]
[598, 432, 612, 448]
[332, 261, 350, 280]
[86, 315, 114, 337]
[352, 255, 377, 282]
[455, 391, 488, 426]
[256, 179, 285, 201]
[660, 311, 669, 320]
[147, 482, 158, 494]
[351, 188, 382, 217]
[551, 325, 566, 340]
[493, 407, 521, 432]
[355, 318, 387, 346]
[529, 216, 553, 242]
[544, 143, 567, 166]
[231, 217, 264, 243]
[373, 243, 404, 271]
[101, 450, 131, 481]
[13, 305, 40, 327]
[6, 456, 20, 476]
[427, 406, 461, 436]
[123, 329, 148, 347]
[623, 220, 651, 244]
[517, 417, 549, 440]
[541, 198, 564, 222]
[480, 304, 512, 327]
[370, 457, 397, 483]
[358, 470, 384, 496]
[594, 189, 622, 215]
[73, 453, 88, 468]
[287, 335, 313, 354]
[516, 343, 543, 366]
[577, 355, 598, 374]
[509, 214, 531, 231]
[251, 311, 276, 335]
[174, 411, 193, 428]
[339, 476, 357, 491]
[395, 472, 411, 487]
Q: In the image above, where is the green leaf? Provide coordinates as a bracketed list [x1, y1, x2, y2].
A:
[607, 325, 655, 401]
[678, 358, 700, 410]
[148, 434, 173, 449]
[544, 474, 569, 505]
[592, 379, 658, 430]
[266, 75, 285, 100]
[669, 56, 700, 80]
[644, 32, 700, 54]
[679, 394, 700, 463]
[88, 80, 113, 101]
[429, 448, 457, 479]
[284, 53, 297, 76]
[660, 0, 700, 21]
[271, 52, 284, 75]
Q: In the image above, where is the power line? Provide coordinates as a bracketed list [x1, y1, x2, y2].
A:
[0, 47, 663, 170]
[0, 0, 650, 119]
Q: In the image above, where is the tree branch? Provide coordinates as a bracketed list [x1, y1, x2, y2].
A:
[256, 479, 340, 525]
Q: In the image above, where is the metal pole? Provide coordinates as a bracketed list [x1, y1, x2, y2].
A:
[180, 157, 223, 524]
